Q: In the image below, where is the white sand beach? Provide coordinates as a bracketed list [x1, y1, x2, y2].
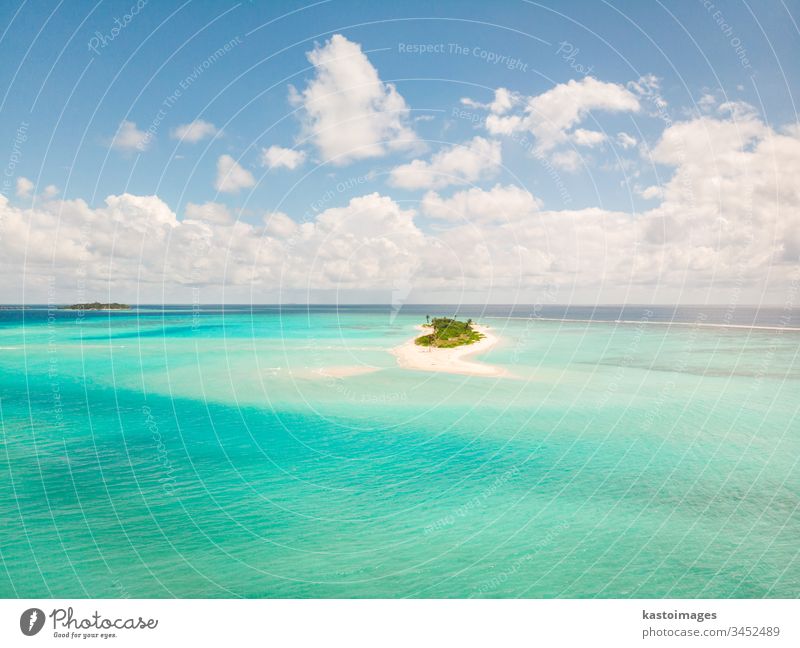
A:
[390, 324, 507, 377]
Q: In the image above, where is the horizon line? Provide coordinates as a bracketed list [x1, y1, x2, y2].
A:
[0, 302, 794, 308]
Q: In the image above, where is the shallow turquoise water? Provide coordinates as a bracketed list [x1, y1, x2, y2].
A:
[1, 306, 798, 597]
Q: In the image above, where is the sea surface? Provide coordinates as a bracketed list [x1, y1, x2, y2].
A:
[0, 304, 798, 598]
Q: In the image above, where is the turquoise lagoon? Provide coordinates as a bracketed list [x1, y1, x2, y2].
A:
[0, 305, 798, 598]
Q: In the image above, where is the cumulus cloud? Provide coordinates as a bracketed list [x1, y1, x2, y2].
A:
[278, 193, 426, 286]
[641, 110, 799, 276]
[422, 184, 541, 223]
[214, 155, 255, 193]
[171, 120, 218, 143]
[261, 145, 306, 170]
[389, 137, 501, 190]
[263, 211, 297, 238]
[291, 34, 418, 164]
[480, 77, 640, 153]
[572, 128, 607, 147]
[3, 105, 797, 303]
[110, 120, 151, 152]
[15, 177, 33, 198]
[0, 191, 427, 300]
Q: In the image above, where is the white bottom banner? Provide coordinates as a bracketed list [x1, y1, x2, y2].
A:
[0, 599, 796, 647]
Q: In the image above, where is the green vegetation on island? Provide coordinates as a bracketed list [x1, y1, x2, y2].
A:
[59, 302, 131, 311]
[415, 317, 484, 348]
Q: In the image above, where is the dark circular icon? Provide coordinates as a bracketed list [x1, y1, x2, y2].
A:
[20, 608, 45, 636]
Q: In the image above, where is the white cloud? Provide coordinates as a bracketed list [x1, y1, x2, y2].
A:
[15, 177, 33, 198]
[291, 34, 418, 164]
[551, 150, 582, 171]
[649, 114, 767, 167]
[698, 93, 717, 111]
[4, 101, 798, 303]
[171, 120, 218, 143]
[279, 193, 425, 286]
[0, 192, 269, 300]
[572, 128, 607, 147]
[616, 132, 637, 149]
[638, 185, 662, 200]
[462, 87, 521, 115]
[481, 77, 640, 153]
[15, 178, 59, 200]
[389, 137, 501, 190]
[628, 74, 667, 110]
[214, 154, 255, 193]
[717, 100, 759, 120]
[261, 145, 306, 170]
[422, 184, 541, 223]
[489, 87, 520, 115]
[643, 111, 799, 271]
[110, 120, 152, 152]
[263, 211, 297, 238]
[185, 201, 233, 225]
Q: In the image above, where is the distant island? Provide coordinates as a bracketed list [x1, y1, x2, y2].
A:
[415, 317, 484, 348]
[59, 302, 131, 311]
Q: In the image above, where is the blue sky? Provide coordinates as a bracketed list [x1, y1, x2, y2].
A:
[1, 0, 798, 303]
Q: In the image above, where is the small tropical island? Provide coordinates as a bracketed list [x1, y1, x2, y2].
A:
[415, 317, 484, 348]
[58, 302, 131, 311]
[391, 316, 507, 377]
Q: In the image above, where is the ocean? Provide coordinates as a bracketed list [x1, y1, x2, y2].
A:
[0, 304, 798, 597]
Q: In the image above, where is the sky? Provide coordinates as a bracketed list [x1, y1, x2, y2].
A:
[0, 0, 798, 305]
